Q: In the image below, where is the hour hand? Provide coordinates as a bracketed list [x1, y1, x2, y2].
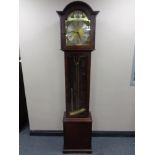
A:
[77, 32, 81, 41]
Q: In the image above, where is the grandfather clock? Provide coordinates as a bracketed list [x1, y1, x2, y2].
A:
[57, 1, 99, 153]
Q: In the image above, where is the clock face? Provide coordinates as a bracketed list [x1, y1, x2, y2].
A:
[65, 10, 91, 46]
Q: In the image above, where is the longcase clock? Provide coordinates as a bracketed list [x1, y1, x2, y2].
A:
[57, 1, 99, 153]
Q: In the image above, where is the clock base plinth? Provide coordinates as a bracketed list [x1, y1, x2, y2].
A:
[63, 149, 92, 154]
[63, 112, 92, 153]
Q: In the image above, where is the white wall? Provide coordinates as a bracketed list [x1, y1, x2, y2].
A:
[19, 0, 135, 131]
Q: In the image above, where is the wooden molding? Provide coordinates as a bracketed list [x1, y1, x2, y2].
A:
[30, 130, 135, 137]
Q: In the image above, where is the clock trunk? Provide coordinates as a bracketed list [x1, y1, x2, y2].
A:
[65, 52, 91, 117]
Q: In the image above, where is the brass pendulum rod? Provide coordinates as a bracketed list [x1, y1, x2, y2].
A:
[76, 56, 80, 110]
[71, 87, 74, 112]
[74, 56, 80, 111]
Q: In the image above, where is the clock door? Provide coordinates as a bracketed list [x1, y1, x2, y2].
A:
[65, 52, 91, 117]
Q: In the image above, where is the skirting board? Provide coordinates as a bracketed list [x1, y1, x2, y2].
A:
[30, 130, 135, 137]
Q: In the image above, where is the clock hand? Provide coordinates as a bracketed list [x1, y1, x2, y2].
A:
[77, 32, 81, 41]
[68, 30, 76, 33]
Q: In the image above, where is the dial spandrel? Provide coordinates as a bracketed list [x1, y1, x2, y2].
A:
[65, 10, 91, 46]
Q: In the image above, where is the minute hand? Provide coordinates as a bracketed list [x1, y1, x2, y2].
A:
[68, 30, 76, 33]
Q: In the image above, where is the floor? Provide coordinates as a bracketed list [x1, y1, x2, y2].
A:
[19, 127, 135, 155]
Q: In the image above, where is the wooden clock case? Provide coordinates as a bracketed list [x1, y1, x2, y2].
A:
[57, 1, 99, 153]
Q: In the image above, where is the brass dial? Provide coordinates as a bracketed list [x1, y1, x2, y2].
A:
[65, 10, 91, 46]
